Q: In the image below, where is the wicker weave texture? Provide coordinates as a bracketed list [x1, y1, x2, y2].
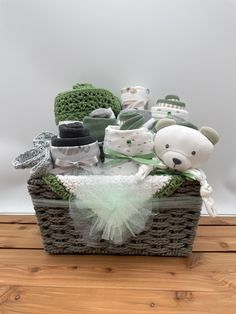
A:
[28, 178, 201, 256]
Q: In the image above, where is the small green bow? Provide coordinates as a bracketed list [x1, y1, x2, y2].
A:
[104, 149, 161, 167]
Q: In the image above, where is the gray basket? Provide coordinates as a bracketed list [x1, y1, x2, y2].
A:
[28, 177, 202, 256]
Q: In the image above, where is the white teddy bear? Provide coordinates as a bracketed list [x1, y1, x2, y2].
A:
[136, 118, 219, 216]
[154, 118, 219, 171]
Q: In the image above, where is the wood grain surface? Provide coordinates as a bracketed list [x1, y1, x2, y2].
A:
[0, 215, 236, 313]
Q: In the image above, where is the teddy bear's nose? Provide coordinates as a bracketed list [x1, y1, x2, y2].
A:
[173, 158, 182, 165]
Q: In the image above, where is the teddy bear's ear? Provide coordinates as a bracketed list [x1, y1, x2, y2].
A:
[200, 127, 219, 145]
[155, 118, 176, 131]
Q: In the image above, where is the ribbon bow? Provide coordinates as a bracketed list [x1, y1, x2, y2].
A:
[54, 156, 98, 173]
[104, 149, 161, 167]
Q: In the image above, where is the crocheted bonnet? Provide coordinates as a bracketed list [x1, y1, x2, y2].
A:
[54, 83, 121, 124]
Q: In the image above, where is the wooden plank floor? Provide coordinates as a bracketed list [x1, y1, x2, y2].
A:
[0, 216, 236, 313]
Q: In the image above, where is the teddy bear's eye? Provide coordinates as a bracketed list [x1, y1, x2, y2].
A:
[165, 144, 169, 149]
[192, 151, 196, 156]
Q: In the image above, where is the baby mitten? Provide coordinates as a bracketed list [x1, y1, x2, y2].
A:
[50, 122, 100, 175]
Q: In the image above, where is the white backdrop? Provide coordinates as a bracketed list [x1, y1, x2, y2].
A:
[0, 0, 235, 214]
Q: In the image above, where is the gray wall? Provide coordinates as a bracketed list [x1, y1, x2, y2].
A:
[0, 0, 235, 214]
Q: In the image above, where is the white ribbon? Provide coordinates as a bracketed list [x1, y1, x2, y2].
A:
[55, 156, 98, 170]
[49, 156, 99, 175]
[136, 164, 217, 217]
[185, 169, 217, 217]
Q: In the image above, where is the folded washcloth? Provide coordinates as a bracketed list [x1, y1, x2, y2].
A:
[119, 109, 151, 124]
[119, 111, 144, 130]
[51, 136, 96, 147]
[89, 107, 115, 119]
[83, 108, 117, 142]
[59, 122, 90, 138]
[52, 122, 95, 146]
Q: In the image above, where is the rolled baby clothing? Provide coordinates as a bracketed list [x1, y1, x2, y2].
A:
[118, 111, 144, 130]
[103, 125, 154, 175]
[151, 95, 189, 121]
[50, 122, 100, 175]
[83, 108, 117, 142]
[52, 122, 95, 146]
[121, 86, 150, 110]
[50, 142, 100, 175]
[89, 107, 115, 119]
[59, 122, 90, 138]
[118, 109, 151, 124]
[51, 135, 95, 147]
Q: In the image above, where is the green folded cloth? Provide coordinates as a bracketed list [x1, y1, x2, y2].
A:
[83, 116, 117, 142]
[119, 111, 144, 130]
[54, 83, 121, 125]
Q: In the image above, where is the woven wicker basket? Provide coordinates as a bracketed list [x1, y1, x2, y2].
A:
[28, 177, 202, 256]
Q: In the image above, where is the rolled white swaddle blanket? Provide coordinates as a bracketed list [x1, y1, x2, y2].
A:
[121, 86, 150, 110]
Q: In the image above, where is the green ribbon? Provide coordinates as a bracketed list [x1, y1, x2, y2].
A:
[104, 149, 161, 167]
[104, 149, 197, 181]
[150, 168, 196, 180]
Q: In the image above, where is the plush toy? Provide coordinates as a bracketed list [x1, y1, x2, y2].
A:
[136, 118, 219, 217]
[154, 118, 219, 172]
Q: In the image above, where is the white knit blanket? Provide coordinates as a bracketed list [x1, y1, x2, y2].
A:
[57, 174, 172, 196]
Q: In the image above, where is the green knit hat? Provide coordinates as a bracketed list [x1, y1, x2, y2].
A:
[54, 83, 121, 125]
[156, 95, 186, 109]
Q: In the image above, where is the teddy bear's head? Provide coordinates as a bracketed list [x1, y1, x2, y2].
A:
[154, 118, 219, 172]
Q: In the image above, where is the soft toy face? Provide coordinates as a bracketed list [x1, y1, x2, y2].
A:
[154, 120, 219, 172]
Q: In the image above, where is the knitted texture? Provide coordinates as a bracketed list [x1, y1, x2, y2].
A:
[54, 83, 121, 124]
[56, 174, 172, 196]
[42, 174, 186, 200]
[12, 132, 55, 179]
[42, 174, 72, 200]
[28, 178, 201, 256]
[155, 175, 185, 197]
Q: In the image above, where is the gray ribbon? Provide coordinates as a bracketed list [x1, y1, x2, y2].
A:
[55, 156, 98, 170]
